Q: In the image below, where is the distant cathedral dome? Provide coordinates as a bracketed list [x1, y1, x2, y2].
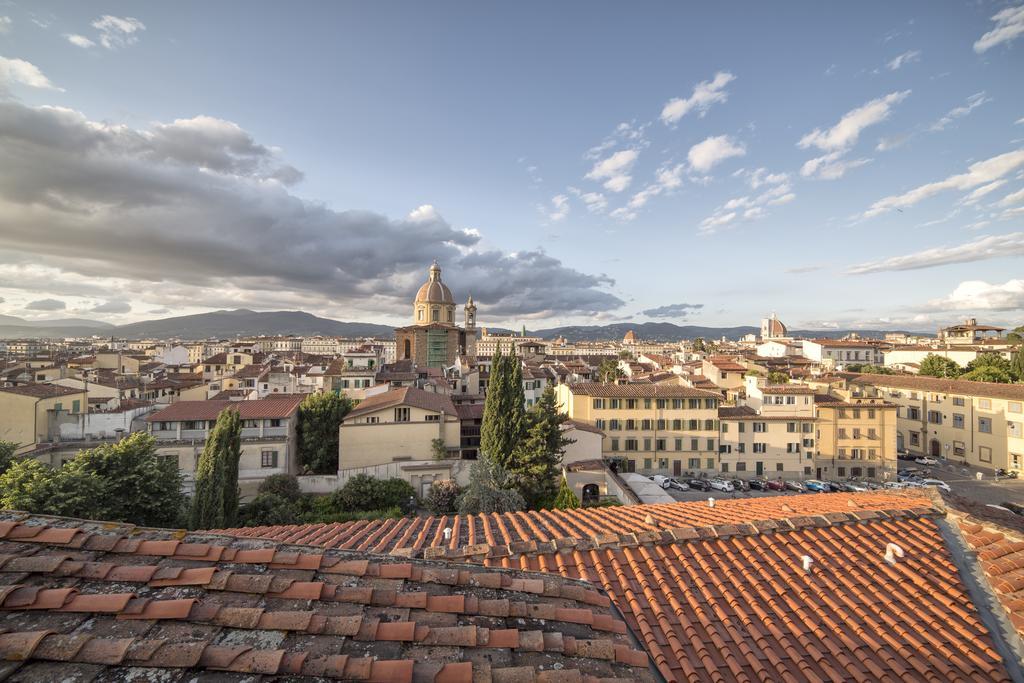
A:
[623, 330, 637, 343]
[415, 261, 454, 305]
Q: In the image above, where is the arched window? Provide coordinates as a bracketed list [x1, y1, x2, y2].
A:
[447, 309, 453, 322]
[432, 308, 439, 322]
[403, 339, 411, 359]
[417, 308, 423, 321]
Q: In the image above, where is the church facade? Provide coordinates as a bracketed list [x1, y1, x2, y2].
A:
[394, 261, 478, 367]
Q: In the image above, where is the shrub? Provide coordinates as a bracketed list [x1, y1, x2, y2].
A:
[237, 493, 299, 527]
[552, 476, 580, 510]
[258, 474, 302, 500]
[331, 475, 417, 512]
[424, 480, 462, 515]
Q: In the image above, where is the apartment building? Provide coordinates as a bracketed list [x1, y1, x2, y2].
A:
[802, 339, 886, 369]
[0, 384, 89, 454]
[845, 373, 1024, 473]
[145, 395, 303, 491]
[814, 393, 898, 481]
[555, 383, 722, 476]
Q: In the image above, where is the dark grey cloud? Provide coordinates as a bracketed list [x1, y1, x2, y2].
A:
[641, 302, 704, 318]
[0, 101, 623, 319]
[26, 298, 65, 310]
[92, 300, 132, 313]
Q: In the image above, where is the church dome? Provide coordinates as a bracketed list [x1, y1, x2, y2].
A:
[415, 261, 454, 305]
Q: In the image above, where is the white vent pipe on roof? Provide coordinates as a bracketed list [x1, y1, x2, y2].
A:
[884, 542, 905, 564]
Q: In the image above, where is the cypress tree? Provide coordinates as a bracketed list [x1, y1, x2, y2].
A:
[1012, 347, 1024, 382]
[481, 345, 517, 465]
[189, 408, 241, 529]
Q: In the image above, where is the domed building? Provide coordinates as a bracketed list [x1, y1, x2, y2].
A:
[395, 261, 478, 367]
[760, 312, 789, 340]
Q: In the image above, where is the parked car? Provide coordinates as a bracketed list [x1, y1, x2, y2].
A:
[919, 479, 951, 493]
[709, 478, 734, 492]
[1001, 502, 1024, 516]
[783, 480, 805, 492]
[686, 478, 712, 491]
[841, 481, 869, 492]
[996, 468, 1020, 479]
[825, 480, 845, 492]
[883, 481, 908, 490]
[916, 456, 938, 466]
[765, 479, 786, 491]
[730, 478, 751, 492]
[897, 449, 913, 460]
[748, 478, 769, 491]
[651, 475, 689, 491]
[803, 480, 829, 492]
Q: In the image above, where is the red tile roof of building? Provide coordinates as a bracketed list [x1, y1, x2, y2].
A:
[144, 395, 303, 422]
[0, 383, 84, 399]
[845, 372, 1024, 401]
[759, 383, 815, 394]
[346, 386, 458, 419]
[0, 511, 652, 682]
[217, 492, 1022, 682]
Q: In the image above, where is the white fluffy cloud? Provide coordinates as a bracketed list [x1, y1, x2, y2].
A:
[544, 194, 570, 222]
[585, 149, 639, 193]
[0, 56, 62, 91]
[847, 232, 1024, 274]
[568, 187, 607, 214]
[92, 15, 146, 50]
[974, 5, 1024, 53]
[931, 92, 991, 132]
[886, 50, 921, 71]
[660, 72, 735, 125]
[863, 149, 1024, 218]
[687, 135, 745, 173]
[699, 181, 794, 234]
[997, 186, 1024, 207]
[799, 91, 910, 153]
[930, 279, 1024, 311]
[65, 34, 96, 49]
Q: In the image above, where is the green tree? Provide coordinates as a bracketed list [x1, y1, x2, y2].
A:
[238, 493, 299, 527]
[919, 354, 962, 379]
[1011, 347, 1024, 382]
[431, 437, 449, 460]
[960, 365, 1014, 383]
[846, 363, 892, 374]
[424, 479, 462, 515]
[766, 371, 789, 384]
[692, 337, 707, 353]
[1005, 326, 1024, 344]
[553, 476, 580, 509]
[189, 408, 242, 530]
[66, 432, 185, 528]
[509, 387, 574, 508]
[597, 358, 624, 383]
[0, 458, 104, 520]
[480, 345, 525, 468]
[332, 474, 417, 512]
[258, 473, 302, 500]
[964, 352, 1013, 376]
[297, 391, 353, 474]
[458, 457, 525, 514]
[0, 441, 18, 476]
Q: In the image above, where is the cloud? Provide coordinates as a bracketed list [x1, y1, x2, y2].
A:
[585, 149, 638, 192]
[699, 182, 794, 234]
[544, 194, 570, 222]
[0, 56, 63, 91]
[734, 167, 789, 189]
[997, 186, 1024, 207]
[930, 92, 991, 131]
[26, 298, 66, 311]
[958, 179, 1006, 205]
[568, 187, 607, 213]
[974, 5, 1024, 53]
[847, 232, 1024, 274]
[929, 279, 1024, 311]
[862, 148, 1024, 218]
[876, 134, 909, 152]
[0, 100, 623, 320]
[687, 135, 745, 173]
[65, 34, 96, 48]
[799, 91, 910, 153]
[147, 308, 170, 315]
[613, 163, 686, 220]
[92, 15, 146, 49]
[800, 152, 871, 179]
[91, 300, 132, 313]
[641, 302, 704, 318]
[886, 50, 921, 71]
[660, 72, 735, 125]
[0, 17, 10, 34]
[785, 266, 823, 274]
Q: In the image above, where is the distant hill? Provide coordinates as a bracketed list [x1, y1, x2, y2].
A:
[0, 310, 394, 340]
[529, 322, 924, 342]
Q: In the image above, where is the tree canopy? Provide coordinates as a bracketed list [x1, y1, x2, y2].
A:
[918, 354, 963, 379]
[480, 345, 525, 468]
[189, 408, 242, 530]
[297, 391, 353, 474]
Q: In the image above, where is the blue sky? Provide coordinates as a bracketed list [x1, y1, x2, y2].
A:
[0, 1, 1022, 331]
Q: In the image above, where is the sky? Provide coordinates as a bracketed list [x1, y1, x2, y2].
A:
[0, 1, 1022, 333]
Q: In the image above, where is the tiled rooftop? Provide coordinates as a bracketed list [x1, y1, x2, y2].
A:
[0, 512, 653, 682]
[221, 492, 1022, 682]
[956, 512, 1024, 639]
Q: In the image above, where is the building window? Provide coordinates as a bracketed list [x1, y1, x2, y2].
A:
[592, 398, 605, 409]
[979, 399, 992, 410]
[641, 419, 652, 430]
[979, 417, 992, 434]
[753, 443, 766, 453]
[626, 399, 637, 409]
[952, 414, 964, 429]
[737, 443, 745, 453]
[804, 466, 811, 475]
[927, 411, 942, 425]
[644, 458, 652, 471]
[953, 397, 965, 407]
[736, 462, 746, 472]
[643, 438, 652, 451]
[838, 467, 846, 477]
[608, 419, 620, 430]
[610, 399, 621, 409]
[690, 438, 699, 451]
[395, 407, 410, 422]
[721, 463, 730, 473]
[787, 422, 796, 433]
[838, 428, 847, 439]
[656, 439, 666, 451]
[776, 463, 784, 471]
[658, 458, 668, 469]
[674, 438, 682, 450]
[907, 407, 921, 420]
[1009, 402, 1022, 413]
[706, 458, 714, 469]
[625, 419, 636, 430]
[261, 450, 278, 468]
[707, 439, 715, 451]
[366, 416, 379, 424]
[909, 432, 920, 446]
[425, 414, 440, 422]
[657, 419, 666, 430]
[672, 419, 682, 430]
[1009, 422, 1022, 439]
[625, 438, 638, 451]
[688, 458, 700, 469]
[753, 422, 766, 433]
[610, 438, 619, 452]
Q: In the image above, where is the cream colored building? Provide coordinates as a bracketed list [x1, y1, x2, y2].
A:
[145, 395, 303, 493]
[0, 384, 89, 454]
[555, 382, 722, 476]
[339, 386, 464, 494]
[814, 392, 898, 481]
[844, 373, 1024, 473]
